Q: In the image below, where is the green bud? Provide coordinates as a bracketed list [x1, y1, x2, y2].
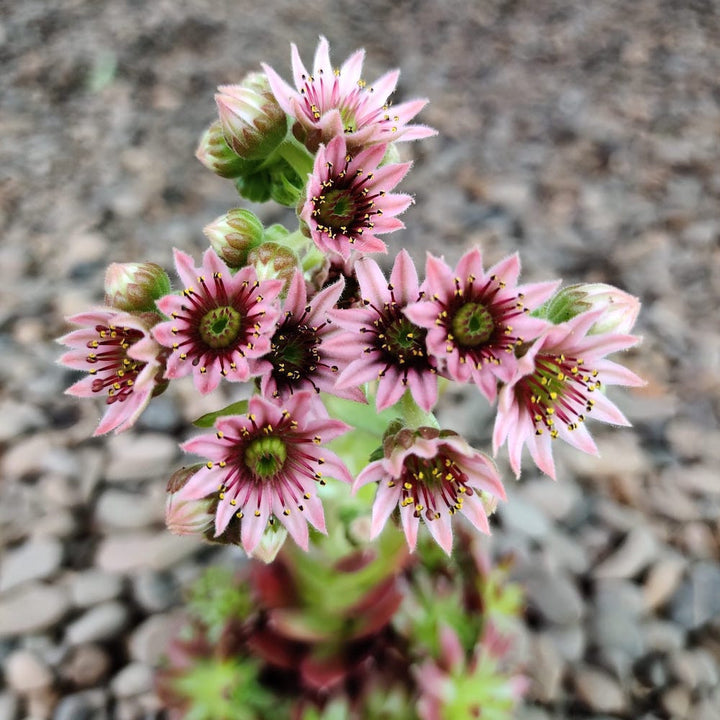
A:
[247, 241, 299, 290]
[195, 121, 257, 179]
[235, 169, 273, 203]
[215, 72, 287, 161]
[203, 208, 264, 269]
[104, 262, 171, 312]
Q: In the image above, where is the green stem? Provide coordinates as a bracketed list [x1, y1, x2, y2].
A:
[400, 391, 440, 430]
[273, 136, 314, 179]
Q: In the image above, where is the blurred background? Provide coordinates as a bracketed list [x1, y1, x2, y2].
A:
[1, 1, 719, 718]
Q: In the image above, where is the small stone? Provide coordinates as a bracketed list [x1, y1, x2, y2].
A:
[128, 611, 184, 666]
[65, 601, 130, 646]
[643, 557, 685, 611]
[0, 583, 71, 638]
[0, 539, 64, 593]
[94, 489, 164, 529]
[95, 532, 199, 573]
[594, 579, 646, 617]
[590, 609, 645, 660]
[5, 649, 53, 694]
[546, 623, 586, 662]
[520, 479, 582, 522]
[681, 522, 716, 559]
[0, 400, 44, 442]
[59, 644, 111, 688]
[593, 526, 657, 579]
[669, 562, 720, 629]
[661, 684, 691, 719]
[67, 570, 124, 608]
[642, 620, 686, 652]
[104, 433, 178, 482]
[0, 692, 19, 720]
[669, 648, 719, 690]
[542, 530, 591, 575]
[52, 688, 109, 720]
[499, 494, 551, 540]
[520, 565, 584, 625]
[131, 571, 180, 613]
[574, 666, 627, 714]
[110, 663, 153, 699]
[528, 633, 564, 702]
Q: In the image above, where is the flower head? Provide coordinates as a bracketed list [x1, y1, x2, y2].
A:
[215, 72, 287, 160]
[262, 36, 435, 152]
[152, 249, 282, 394]
[493, 310, 645, 479]
[300, 135, 412, 259]
[178, 392, 352, 554]
[104, 261, 171, 312]
[404, 249, 559, 402]
[260, 270, 363, 402]
[354, 426, 506, 554]
[327, 250, 439, 412]
[58, 309, 165, 435]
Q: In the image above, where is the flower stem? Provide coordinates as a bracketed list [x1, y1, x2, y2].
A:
[273, 136, 314, 180]
[400, 391, 440, 430]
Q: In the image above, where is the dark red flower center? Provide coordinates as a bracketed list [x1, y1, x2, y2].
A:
[86, 324, 145, 405]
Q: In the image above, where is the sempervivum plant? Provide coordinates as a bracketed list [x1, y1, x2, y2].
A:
[59, 35, 644, 720]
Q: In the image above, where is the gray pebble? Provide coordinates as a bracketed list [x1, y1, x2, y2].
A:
[64, 601, 129, 646]
[0, 583, 71, 638]
[52, 689, 108, 720]
[110, 663, 153, 699]
[128, 611, 184, 666]
[519, 565, 584, 626]
[67, 570, 124, 608]
[5, 649, 53, 694]
[593, 526, 658, 580]
[59, 644, 111, 689]
[0, 692, 19, 720]
[0, 539, 64, 593]
[574, 666, 627, 714]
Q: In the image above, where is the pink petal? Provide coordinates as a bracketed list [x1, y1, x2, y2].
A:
[515, 279, 562, 310]
[354, 460, 387, 492]
[173, 248, 199, 290]
[312, 36, 332, 77]
[403, 299, 442, 329]
[370, 480, 401, 539]
[274, 495, 309, 551]
[336, 356, 383, 389]
[368, 69, 399, 106]
[355, 257, 391, 305]
[339, 48, 365, 87]
[376, 367, 406, 411]
[399, 503, 420, 551]
[486, 252, 520, 288]
[178, 466, 222, 501]
[596, 359, 645, 388]
[262, 63, 298, 116]
[461, 494, 492, 535]
[425, 514, 453, 555]
[526, 431, 557, 480]
[290, 42, 310, 90]
[587, 391, 631, 426]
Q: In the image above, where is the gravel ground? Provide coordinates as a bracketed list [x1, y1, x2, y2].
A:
[2, 1, 720, 719]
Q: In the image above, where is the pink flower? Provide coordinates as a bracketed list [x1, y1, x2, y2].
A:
[260, 270, 364, 402]
[493, 310, 645, 479]
[179, 392, 352, 554]
[300, 135, 412, 259]
[404, 249, 559, 402]
[58, 309, 165, 435]
[354, 426, 506, 555]
[327, 250, 439, 412]
[152, 248, 283, 394]
[262, 36, 435, 152]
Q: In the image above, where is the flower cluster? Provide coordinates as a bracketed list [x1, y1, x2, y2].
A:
[58, 37, 643, 564]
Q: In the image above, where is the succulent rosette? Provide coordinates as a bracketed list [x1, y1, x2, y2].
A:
[58, 308, 166, 435]
[493, 309, 644, 479]
[260, 270, 363, 402]
[300, 134, 412, 259]
[354, 426, 506, 554]
[327, 250, 439, 412]
[152, 248, 283, 394]
[404, 249, 559, 402]
[178, 392, 352, 554]
[262, 35, 435, 152]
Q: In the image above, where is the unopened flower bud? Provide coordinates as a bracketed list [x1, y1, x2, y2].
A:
[247, 241, 299, 289]
[203, 208, 264, 269]
[104, 262, 171, 312]
[542, 283, 640, 334]
[215, 72, 287, 161]
[249, 524, 288, 564]
[165, 465, 214, 537]
[195, 120, 255, 179]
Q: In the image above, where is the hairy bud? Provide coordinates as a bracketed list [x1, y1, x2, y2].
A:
[104, 262, 171, 312]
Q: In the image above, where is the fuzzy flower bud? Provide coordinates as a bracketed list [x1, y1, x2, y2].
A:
[215, 72, 287, 161]
[104, 262, 171, 312]
[541, 283, 641, 334]
[195, 120, 254, 179]
[203, 208, 264, 269]
[165, 465, 214, 537]
[247, 241, 299, 289]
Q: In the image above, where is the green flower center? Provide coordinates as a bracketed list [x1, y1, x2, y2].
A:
[199, 306, 242, 349]
[244, 436, 288, 479]
[384, 316, 427, 366]
[314, 187, 358, 234]
[451, 302, 494, 347]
